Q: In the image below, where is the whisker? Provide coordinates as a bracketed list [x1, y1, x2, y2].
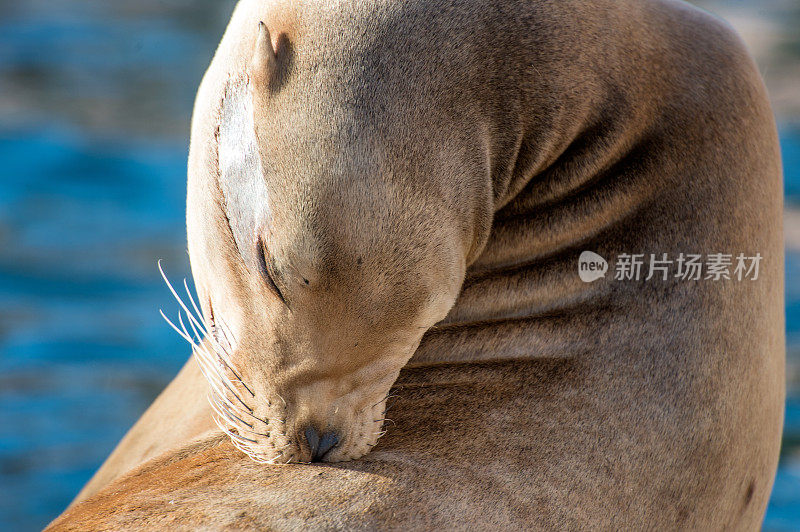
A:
[208, 393, 254, 429]
[203, 366, 253, 414]
[197, 343, 254, 398]
[160, 310, 198, 347]
[371, 396, 387, 408]
[159, 263, 238, 375]
[227, 403, 270, 426]
[171, 321, 247, 408]
[182, 278, 207, 332]
[159, 261, 298, 466]
[190, 334, 235, 388]
[196, 364, 271, 428]
[382, 394, 401, 413]
[211, 318, 256, 397]
[182, 317, 248, 396]
[172, 286, 255, 399]
[159, 261, 208, 337]
[161, 270, 246, 392]
[207, 386, 270, 427]
[190, 314, 234, 367]
[194, 358, 236, 406]
[248, 453, 274, 465]
[231, 439, 261, 459]
[240, 428, 271, 438]
[191, 350, 252, 418]
[208, 395, 271, 438]
[214, 417, 259, 444]
[180, 310, 205, 348]
[266, 452, 284, 464]
[214, 357, 255, 398]
[216, 314, 237, 350]
[186, 335, 255, 415]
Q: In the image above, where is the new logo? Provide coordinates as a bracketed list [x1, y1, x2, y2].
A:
[578, 251, 608, 283]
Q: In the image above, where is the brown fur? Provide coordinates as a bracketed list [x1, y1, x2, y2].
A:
[53, 0, 783, 528]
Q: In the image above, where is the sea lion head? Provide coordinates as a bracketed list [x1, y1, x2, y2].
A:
[179, 17, 483, 463]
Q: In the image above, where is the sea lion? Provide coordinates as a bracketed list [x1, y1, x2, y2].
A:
[52, 0, 784, 528]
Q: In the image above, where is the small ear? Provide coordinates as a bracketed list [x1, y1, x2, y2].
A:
[251, 21, 276, 87]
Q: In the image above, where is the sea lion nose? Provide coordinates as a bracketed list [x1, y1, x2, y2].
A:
[304, 426, 339, 461]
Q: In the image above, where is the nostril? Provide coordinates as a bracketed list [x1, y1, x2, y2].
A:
[318, 431, 338, 458]
[304, 426, 320, 458]
[304, 426, 338, 461]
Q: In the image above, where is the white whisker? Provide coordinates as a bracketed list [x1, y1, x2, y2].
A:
[182, 278, 206, 330]
[195, 353, 253, 413]
[180, 310, 205, 347]
[159, 261, 207, 335]
[193, 356, 231, 400]
[207, 391, 245, 423]
[194, 340, 249, 393]
[207, 393, 265, 434]
[160, 266, 243, 385]
[214, 417, 258, 445]
[183, 318, 247, 400]
[188, 334, 229, 383]
[159, 309, 198, 347]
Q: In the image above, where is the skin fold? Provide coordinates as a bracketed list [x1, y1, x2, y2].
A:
[53, 0, 783, 528]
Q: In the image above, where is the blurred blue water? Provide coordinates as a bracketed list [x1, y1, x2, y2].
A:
[0, 126, 193, 530]
[784, 128, 800, 203]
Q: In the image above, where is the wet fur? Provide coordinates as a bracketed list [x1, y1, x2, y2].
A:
[53, 0, 783, 528]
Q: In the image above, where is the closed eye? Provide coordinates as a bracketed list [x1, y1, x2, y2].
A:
[257, 236, 287, 306]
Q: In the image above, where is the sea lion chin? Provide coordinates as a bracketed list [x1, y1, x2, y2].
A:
[180, 20, 467, 463]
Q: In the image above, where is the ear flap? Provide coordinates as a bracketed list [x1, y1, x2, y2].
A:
[251, 21, 277, 87]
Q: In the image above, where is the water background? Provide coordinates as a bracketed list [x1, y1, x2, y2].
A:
[0, 1, 798, 530]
